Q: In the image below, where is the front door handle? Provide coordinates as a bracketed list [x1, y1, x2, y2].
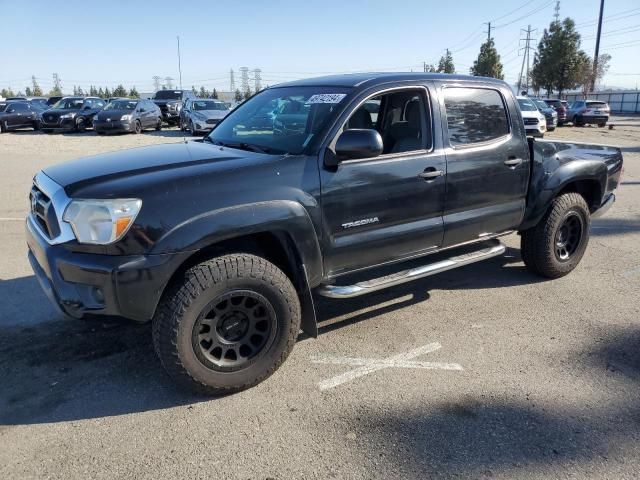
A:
[504, 157, 523, 168]
[418, 168, 444, 180]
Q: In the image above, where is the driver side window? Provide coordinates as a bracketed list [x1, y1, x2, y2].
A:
[344, 89, 430, 154]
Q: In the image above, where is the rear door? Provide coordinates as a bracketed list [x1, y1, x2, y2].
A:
[320, 84, 446, 277]
[435, 82, 530, 247]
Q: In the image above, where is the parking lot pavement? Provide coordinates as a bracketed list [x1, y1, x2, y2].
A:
[1, 121, 639, 479]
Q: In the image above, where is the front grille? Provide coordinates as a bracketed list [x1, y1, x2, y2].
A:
[30, 185, 60, 239]
[205, 119, 219, 125]
[524, 118, 538, 125]
[44, 114, 59, 124]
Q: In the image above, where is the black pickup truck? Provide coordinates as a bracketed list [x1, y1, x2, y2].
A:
[25, 73, 623, 394]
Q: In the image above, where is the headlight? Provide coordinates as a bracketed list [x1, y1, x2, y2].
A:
[60, 112, 76, 119]
[120, 114, 132, 121]
[63, 199, 142, 244]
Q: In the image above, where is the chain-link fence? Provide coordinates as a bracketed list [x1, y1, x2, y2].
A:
[563, 91, 640, 113]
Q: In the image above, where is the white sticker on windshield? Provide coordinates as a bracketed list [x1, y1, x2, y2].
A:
[306, 93, 347, 104]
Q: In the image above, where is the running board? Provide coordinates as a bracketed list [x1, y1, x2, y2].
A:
[317, 240, 506, 299]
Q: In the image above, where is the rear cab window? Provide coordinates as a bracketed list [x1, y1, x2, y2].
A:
[443, 87, 510, 146]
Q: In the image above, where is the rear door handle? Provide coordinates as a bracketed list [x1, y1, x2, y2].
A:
[504, 157, 523, 168]
[418, 168, 444, 180]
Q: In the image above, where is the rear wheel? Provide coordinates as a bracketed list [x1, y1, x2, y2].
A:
[598, 122, 606, 128]
[0, 120, 7, 133]
[134, 120, 142, 134]
[188, 120, 196, 136]
[32, 120, 40, 131]
[152, 253, 301, 395]
[521, 192, 590, 279]
[156, 118, 162, 131]
[75, 117, 86, 133]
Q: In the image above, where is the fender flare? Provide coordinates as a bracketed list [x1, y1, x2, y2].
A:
[521, 159, 607, 230]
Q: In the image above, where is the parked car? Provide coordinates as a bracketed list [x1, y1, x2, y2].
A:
[179, 98, 231, 134]
[567, 100, 610, 127]
[25, 73, 623, 395]
[517, 96, 546, 137]
[40, 96, 106, 133]
[152, 89, 195, 125]
[0, 100, 39, 132]
[6, 96, 27, 101]
[544, 99, 567, 125]
[46, 96, 63, 107]
[94, 98, 162, 135]
[530, 98, 557, 131]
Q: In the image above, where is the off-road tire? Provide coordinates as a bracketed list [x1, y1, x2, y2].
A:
[521, 192, 590, 279]
[152, 253, 301, 395]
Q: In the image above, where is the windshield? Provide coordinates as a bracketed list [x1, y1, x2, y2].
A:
[193, 100, 227, 111]
[532, 99, 548, 110]
[154, 90, 182, 100]
[106, 100, 138, 110]
[517, 98, 538, 112]
[53, 98, 84, 109]
[207, 86, 351, 155]
[587, 101, 607, 108]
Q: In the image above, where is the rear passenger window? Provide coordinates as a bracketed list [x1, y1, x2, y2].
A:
[443, 87, 509, 146]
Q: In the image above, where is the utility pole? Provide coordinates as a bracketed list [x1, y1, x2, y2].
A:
[152, 76, 161, 91]
[253, 69, 262, 92]
[230, 69, 235, 92]
[52, 73, 62, 94]
[176, 36, 183, 89]
[554, 0, 560, 22]
[239, 67, 249, 93]
[592, 0, 605, 93]
[484, 22, 491, 41]
[517, 25, 536, 94]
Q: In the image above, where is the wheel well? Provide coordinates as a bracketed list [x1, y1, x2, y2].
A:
[160, 231, 303, 301]
[559, 179, 602, 211]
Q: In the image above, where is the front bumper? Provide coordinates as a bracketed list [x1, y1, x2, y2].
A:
[592, 193, 615, 218]
[40, 118, 77, 131]
[25, 215, 190, 322]
[94, 119, 134, 133]
[525, 124, 546, 137]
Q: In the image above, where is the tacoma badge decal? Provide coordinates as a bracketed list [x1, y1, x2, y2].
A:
[341, 217, 379, 229]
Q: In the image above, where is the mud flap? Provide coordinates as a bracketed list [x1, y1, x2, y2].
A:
[299, 264, 318, 337]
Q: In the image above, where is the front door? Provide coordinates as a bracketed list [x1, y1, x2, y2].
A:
[320, 85, 446, 277]
[436, 83, 530, 247]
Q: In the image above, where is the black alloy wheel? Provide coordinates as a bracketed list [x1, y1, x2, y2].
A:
[193, 290, 276, 371]
[554, 212, 584, 262]
[134, 120, 142, 134]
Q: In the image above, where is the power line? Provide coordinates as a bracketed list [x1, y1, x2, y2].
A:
[494, 0, 555, 29]
[575, 7, 640, 27]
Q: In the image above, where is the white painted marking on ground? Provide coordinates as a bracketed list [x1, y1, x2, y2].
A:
[0, 218, 24, 221]
[311, 342, 463, 391]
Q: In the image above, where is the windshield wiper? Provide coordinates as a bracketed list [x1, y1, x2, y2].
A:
[210, 140, 277, 155]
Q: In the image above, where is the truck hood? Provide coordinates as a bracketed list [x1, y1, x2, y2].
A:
[43, 142, 247, 194]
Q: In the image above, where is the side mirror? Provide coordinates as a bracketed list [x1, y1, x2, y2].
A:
[333, 129, 383, 163]
[7, 108, 15, 113]
[83, 105, 92, 110]
[139, 108, 146, 113]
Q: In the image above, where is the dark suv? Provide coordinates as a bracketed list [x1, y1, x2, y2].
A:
[152, 89, 195, 126]
[94, 99, 162, 135]
[0, 101, 39, 132]
[40, 97, 106, 133]
[544, 99, 567, 126]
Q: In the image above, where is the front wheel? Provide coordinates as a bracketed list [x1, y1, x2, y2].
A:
[598, 122, 606, 128]
[156, 118, 162, 131]
[0, 120, 7, 133]
[521, 192, 590, 279]
[75, 117, 86, 133]
[134, 120, 142, 134]
[188, 120, 196, 136]
[152, 254, 301, 395]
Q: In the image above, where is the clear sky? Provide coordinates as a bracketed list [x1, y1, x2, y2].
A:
[2, 0, 639, 94]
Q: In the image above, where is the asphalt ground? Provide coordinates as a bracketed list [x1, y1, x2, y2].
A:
[1, 119, 639, 479]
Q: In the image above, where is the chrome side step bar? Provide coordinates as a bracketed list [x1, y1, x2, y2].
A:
[317, 240, 506, 299]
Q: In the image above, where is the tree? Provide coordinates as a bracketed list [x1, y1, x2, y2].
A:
[25, 86, 33, 96]
[104, 87, 111, 99]
[77, 86, 84, 96]
[73, 85, 79, 95]
[437, 50, 455, 74]
[112, 84, 127, 97]
[49, 84, 62, 97]
[234, 88, 243, 102]
[97, 87, 104, 98]
[129, 86, 139, 98]
[31, 76, 43, 96]
[578, 53, 611, 95]
[243, 87, 252, 100]
[531, 18, 587, 97]
[89, 85, 98, 96]
[470, 38, 504, 79]
[191, 85, 198, 95]
[424, 64, 437, 73]
[199, 86, 207, 98]
[212, 88, 218, 99]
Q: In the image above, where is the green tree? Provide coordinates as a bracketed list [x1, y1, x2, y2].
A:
[243, 87, 252, 100]
[31, 76, 43, 96]
[73, 85, 78, 95]
[437, 50, 455, 74]
[424, 64, 437, 73]
[97, 87, 104, 98]
[212, 88, 218, 99]
[25, 86, 33, 96]
[191, 85, 198, 95]
[531, 18, 587, 96]
[112, 84, 127, 97]
[578, 53, 611, 95]
[104, 87, 111, 98]
[49, 85, 62, 96]
[77, 86, 84, 96]
[129, 86, 139, 98]
[234, 88, 243, 102]
[199, 86, 207, 98]
[470, 38, 504, 79]
[0, 88, 9, 98]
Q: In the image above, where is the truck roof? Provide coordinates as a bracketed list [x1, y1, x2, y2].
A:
[272, 72, 508, 89]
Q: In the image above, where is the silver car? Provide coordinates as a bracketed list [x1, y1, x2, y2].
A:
[180, 99, 231, 134]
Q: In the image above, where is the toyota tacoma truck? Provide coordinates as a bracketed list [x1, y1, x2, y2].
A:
[25, 73, 623, 394]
